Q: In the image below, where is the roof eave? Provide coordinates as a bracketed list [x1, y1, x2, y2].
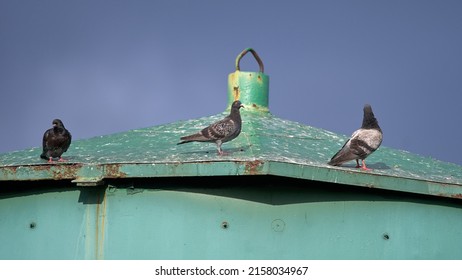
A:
[1, 159, 462, 201]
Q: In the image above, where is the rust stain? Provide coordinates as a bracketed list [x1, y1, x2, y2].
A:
[95, 190, 107, 259]
[104, 164, 127, 178]
[233, 86, 240, 101]
[244, 160, 264, 175]
[3, 166, 19, 173]
[434, 192, 462, 200]
[50, 164, 81, 180]
[1, 163, 82, 180]
[95, 193, 101, 258]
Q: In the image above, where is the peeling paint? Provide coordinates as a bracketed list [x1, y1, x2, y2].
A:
[104, 164, 127, 178]
[244, 160, 264, 175]
[0, 163, 82, 181]
[50, 164, 81, 180]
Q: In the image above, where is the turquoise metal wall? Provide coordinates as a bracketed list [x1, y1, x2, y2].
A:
[1, 177, 461, 260]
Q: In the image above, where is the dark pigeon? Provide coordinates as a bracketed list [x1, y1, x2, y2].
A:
[328, 104, 383, 170]
[177, 100, 244, 155]
[40, 119, 72, 163]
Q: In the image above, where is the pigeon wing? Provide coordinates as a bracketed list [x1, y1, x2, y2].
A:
[63, 129, 72, 152]
[204, 117, 236, 141]
[178, 117, 235, 143]
[41, 129, 52, 158]
[349, 129, 382, 159]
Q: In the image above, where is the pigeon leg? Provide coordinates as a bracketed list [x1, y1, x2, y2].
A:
[217, 147, 229, 156]
[216, 141, 225, 156]
[360, 160, 371, 171]
[58, 157, 67, 162]
[48, 157, 54, 163]
[355, 159, 361, 168]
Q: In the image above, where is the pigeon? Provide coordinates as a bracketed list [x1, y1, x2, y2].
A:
[177, 100, 244, 155]
[328, 104, 383, 170]
[40, 119, 72, 163]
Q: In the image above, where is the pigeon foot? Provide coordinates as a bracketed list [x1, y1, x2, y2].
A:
[218, 151, 230, 156]
[360, 161, 371, 171]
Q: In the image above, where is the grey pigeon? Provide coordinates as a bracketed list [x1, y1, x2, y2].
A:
[328, 104, 383, 170]
[40, 119, 72, 163]
[178, 100, 244, 155]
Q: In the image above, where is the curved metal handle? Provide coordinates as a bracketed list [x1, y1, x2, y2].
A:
[235, 48, 264, 73]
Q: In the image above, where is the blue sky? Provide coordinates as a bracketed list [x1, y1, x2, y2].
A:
[1, 0, 461, 165]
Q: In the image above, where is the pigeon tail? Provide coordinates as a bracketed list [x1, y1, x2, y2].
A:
[328, 147, 357, 166]
[177, 133, 210, 144]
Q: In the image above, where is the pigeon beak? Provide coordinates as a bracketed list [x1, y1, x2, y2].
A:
[240, 104, 244, 108]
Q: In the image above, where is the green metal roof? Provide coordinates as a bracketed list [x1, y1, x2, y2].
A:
[1, 107, 462, 198]
[1, 48, 462, 200]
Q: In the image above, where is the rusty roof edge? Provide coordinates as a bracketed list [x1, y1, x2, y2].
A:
[2, 160, 462, 201]
[0, 160, 269, 182]
[1, 157, 461, 187]
[266, 161, 462, 200]
[262, 159, 462, 187]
